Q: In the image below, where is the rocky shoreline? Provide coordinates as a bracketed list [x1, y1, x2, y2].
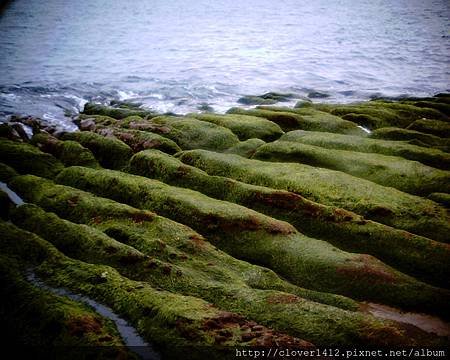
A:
[1, 94, 449, 358]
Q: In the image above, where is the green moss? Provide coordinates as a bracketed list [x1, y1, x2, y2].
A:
[0, 162, 18, 182]
[9, 173, 357, 310]
[11, 204, 148, 270]
[281, 130, 450, 170]
[148, 116, 240, 151]
[49, 167, 450, 315]
[0, 138, 64, 178]
[83, 102, 158, 119]
[9, 179, 447, 345]
[61, 131, 133, 170]
[177, 150, 450, 242]
[0, 256, 131, 353]
[428, 193, 450, 208]
[127, 150, 450, 288]
[225, 138, 266, 158]
[188, 113, 284, 141]
[314, 101, 447, 129]
[370, 127, 450, 151]
[252, 141, 450, 196]
[407, 119, 450, 138]
[103, 128, 181, 154]
[31, 133, 100, 168]
[1, 221, 317, 355]
[227, 107, 365, 135]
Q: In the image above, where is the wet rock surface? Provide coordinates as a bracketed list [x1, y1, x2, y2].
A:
[1, 95, 449, 357]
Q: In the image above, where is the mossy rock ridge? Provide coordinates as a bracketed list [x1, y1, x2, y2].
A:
[177, 150, 450, 243]
[313, 101, 448, 129]
[188, 113, 284, 141]
[127, 150, 450, 288]
[227, 107, 365, 135]
[252, 141, 450, 196]
[1, 221, 315, 357]
[281, 130, 450, 170]
[47, 168, 450, 314]
[0, 138, 64, 178]
[61, 131, 133, 170]
[8, 181, 448, 345]
[370, 127, 450, 152]
[31, 133, 100, 168]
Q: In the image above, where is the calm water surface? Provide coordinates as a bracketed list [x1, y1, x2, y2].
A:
[0, 0, 449, 128]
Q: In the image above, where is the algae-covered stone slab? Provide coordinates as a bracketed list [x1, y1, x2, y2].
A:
[0, 221, 313, 356]
[0, 138, 64, 178]
[252, 140, 450, 196]
[227, 107, 365, 135]
[0, 255, 131, 352]
[280, 130, 450, 170]
[31, 133, 100, 168]
[177, 150, 450, 242]
[128, 150, 450, 288]
[225, 138, 266, 158]
[189, 113, 284, 141]
[313, 101, 447, 129]
[61, 131, 133, 170]
[83, 102, 158, 119]
[407, 119, 450, 138]
[11, 203, 400, 346]
[100, 128, 181, 154]
[50, 167, 450, 314]
[9, 176, 358, 312]
[370, 127, 450, 151]
[149, 115, 240, 151]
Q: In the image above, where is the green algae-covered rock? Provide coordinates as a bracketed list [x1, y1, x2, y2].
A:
[177, 150, 450, 242]
[9, 176, 357, 311]
[101, 128, 181, 154]
[188, 113, 284, 141]
[128, 150, 450, 288]
[9, 177, 450, 338]
[407, 119, 450, 138]
[0, 255, 131, 352]
[280, 130, 450, 170]
[370, 127, 450, 151]
[0, 162, 18, 182]
[61, 131, 132, 170]
[0, 256, 131, 359]
[252, 141, 450, 196]
[11, 175, 361, 311]
[50, 168, 450, 314]
[314, 101, 447, 129]
[0, 138, 64, 178]
[225, 138, 266, 158]
[148, 115, 240, 151]
[11, 203, 399, 346]
[227, 107, 365, 135]
[83, 102, 158, 119]
[31, 133, 100, 168]
[0, 221, 314, 356]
